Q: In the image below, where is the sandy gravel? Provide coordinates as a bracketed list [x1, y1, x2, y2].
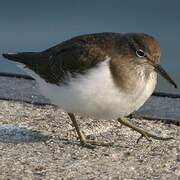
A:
[0, 100, 179, 179]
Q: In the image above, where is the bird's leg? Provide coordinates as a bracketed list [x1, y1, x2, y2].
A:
[117, 117, 173, 143]
[67, 113, 113, 147]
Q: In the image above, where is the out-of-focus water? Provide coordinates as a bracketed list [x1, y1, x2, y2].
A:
[0, 0, 180, 93]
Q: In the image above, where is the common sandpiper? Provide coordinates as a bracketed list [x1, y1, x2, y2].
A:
[2, 32, 177, 147]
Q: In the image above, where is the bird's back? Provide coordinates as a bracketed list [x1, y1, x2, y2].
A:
[3, 32, 124, 85]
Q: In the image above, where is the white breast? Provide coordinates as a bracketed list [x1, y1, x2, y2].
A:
[17, 59, 157, 120]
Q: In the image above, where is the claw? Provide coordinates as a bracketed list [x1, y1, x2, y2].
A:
[136, 134, 152, 144]
[118, 117, 174, 142]
[85, 140, 114, 146]
[81, 141, 96, 149]
[80, 139, 113, 149]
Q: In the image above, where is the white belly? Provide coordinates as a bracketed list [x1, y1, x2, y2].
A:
[17, 60, 157, 119]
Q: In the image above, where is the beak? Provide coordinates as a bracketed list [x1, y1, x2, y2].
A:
[154, 64, 177, 89]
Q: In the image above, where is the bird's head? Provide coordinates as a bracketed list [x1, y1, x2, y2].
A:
[125, 33, 177, 88]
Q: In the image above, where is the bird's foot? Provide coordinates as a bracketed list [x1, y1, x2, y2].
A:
[80, 139, 114, 149]
[78, 132, 113, 148]
[68, 113, 114, 148]
[135, 129, 173, 143]
[117, 117, 174, 143]
[79, 132, 114, 148]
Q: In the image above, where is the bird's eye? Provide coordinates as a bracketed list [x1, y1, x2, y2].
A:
[136, 49, 145, 58]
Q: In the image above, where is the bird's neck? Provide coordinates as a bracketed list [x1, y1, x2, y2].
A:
[110, 58, 153, 93]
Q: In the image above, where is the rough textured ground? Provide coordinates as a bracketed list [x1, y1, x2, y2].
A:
[0, 100, 179, 180]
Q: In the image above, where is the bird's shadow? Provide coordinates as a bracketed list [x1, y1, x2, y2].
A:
[0, 124, 50, 144]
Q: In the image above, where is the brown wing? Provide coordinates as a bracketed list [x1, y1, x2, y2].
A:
[47, 47, 107, 84]
[39, 35, 111, 85]
[3, 32, 120, 85]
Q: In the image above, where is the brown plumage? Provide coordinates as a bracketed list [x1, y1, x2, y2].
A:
[2, 32, 177, 147]
[2, 32, 166, 89]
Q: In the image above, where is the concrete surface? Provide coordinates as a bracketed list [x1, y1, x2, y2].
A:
[0, 100, 179, 179]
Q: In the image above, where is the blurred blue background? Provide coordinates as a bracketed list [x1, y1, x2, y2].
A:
[0, 0, 179, 93]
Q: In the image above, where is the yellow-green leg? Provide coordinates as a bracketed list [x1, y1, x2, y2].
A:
[117, 117, 173, 143]
[68, 113, 113, 147]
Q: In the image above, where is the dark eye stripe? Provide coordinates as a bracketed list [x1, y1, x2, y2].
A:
[127, 35, 146, 57]
[128, 38, 138, 52]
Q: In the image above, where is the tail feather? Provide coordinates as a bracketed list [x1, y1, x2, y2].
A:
[2, 52, 40, 64]
[2, 52, 49, 71]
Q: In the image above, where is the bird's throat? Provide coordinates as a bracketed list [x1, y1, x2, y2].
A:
[110, 62, 149, 93]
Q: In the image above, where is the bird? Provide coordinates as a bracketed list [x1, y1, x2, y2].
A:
[2, 32, 177, 147]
